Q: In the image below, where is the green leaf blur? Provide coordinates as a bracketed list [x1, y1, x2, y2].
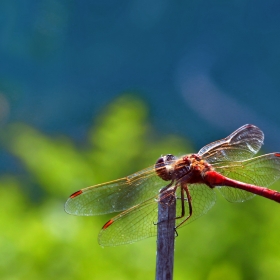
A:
[1, 95, 280, 280]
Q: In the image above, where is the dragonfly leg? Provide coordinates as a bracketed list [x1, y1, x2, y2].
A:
[175, 187, 186, 219]
[159, 178, 175, 193]
[175, 184, 193, 229]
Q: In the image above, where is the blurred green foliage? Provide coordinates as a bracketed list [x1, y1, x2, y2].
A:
[1, 95, 280, 280]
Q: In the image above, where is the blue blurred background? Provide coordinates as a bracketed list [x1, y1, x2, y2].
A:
[1, 1, 280, 279]
[2, 0, 280, 149]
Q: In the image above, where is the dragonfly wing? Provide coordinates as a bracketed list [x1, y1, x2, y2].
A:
[65, 165, 167, 216]
[198, 124, 264, 164]
[99, 183, 216, 246]
[175, 183, 216, 228]
[214, 153, 280, 202]
[217, 187, 255, 203]
[98, 196, 159, 246]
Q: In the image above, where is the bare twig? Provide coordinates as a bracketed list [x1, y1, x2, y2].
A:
[155, 189, 176, 280]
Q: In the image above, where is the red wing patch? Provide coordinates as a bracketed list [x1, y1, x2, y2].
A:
[70, 190, 83, 198]
[102, 219, 114, 229]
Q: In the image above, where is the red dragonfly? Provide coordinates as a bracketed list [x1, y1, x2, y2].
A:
[65, 124, 280, 246]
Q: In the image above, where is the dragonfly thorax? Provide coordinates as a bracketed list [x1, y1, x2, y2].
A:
[155, 154, 194, 181]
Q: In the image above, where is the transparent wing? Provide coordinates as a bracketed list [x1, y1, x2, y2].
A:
[65, 165, 169, 216]
[175, 183, 216, 228]
[198, 124, 264, 164]
[98, 196, 159, 246]
[98, 183, 216, 246]
[214, 153, 280, 202]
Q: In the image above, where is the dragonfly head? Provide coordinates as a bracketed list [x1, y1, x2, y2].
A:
[155, 154, 176, 181]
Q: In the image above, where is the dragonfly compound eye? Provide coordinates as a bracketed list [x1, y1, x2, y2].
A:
[155, 154, 176, 181]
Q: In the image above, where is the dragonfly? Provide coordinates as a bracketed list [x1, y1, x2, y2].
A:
[65, 124, 280, 246]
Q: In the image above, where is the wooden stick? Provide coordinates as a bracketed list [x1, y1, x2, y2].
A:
[155, 189, 176, 280]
